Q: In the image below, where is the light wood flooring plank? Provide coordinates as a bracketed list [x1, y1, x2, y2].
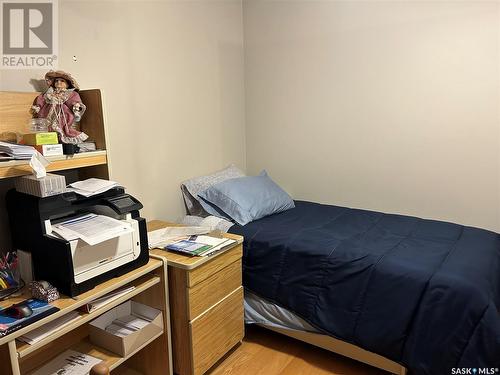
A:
[207, 325, 389, 375]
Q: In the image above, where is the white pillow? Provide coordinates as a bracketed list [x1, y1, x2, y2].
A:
[180, 164, 245, 217]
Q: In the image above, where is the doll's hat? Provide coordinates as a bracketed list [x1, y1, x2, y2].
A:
[45, 70, 80, 90]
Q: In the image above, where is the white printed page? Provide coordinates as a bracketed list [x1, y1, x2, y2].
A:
[52, 214, 133, 246]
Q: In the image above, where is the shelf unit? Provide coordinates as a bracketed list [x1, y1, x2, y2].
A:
[0, 89, 110, 180]
[0, 257, 173, 375]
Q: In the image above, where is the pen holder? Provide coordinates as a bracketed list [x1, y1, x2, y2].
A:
[0, 257, 20, 300]
[0, 269, 18, 291]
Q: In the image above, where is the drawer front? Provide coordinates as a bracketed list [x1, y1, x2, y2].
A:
[188, 244, 242, 288]
[190, 287, 244, 375]
[188, 259, 242, 320]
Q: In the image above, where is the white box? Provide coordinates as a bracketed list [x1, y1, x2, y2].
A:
[14, 173, 66, 197]
[89, 301, 163, 357]
[35, 144, 63, 156]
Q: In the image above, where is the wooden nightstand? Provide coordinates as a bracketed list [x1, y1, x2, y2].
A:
[148, 221, 244, 375]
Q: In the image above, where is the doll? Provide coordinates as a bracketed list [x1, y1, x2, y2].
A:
[30, 70, 88, 144]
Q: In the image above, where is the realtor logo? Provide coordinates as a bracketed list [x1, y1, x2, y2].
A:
[1, 0, 58, 69]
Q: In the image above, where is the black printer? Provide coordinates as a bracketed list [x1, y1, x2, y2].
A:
[6, 187, 149, 297]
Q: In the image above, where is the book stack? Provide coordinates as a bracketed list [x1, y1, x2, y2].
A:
[165, 234, 236, 257]
[0, 141, 37, 160]
[23, 132, 63, 157]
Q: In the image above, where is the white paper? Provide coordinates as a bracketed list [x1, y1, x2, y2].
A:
[31, 349, 103, 375]
[198, 238, 237, 256]
[67, 178, 118, 197]
[86, 286, 136, 312]
[18, 311, 80, 345]
[52, 214, 133, 246]
[147, 226, 211, 249]
[0, 141, 37, 159]
[29, 151, 50, 178]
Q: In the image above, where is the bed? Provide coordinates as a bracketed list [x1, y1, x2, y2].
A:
[228, 201, 500, 375]
[180, 166, 499, 375]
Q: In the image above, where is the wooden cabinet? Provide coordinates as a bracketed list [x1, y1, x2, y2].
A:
[0, 257, 172, 375]
[148, 221, 244, 375]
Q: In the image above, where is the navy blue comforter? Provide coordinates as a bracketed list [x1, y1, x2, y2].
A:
[229, 201, 500, 374]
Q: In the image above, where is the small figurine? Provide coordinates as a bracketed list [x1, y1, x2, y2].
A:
[30, 70, 88, 144]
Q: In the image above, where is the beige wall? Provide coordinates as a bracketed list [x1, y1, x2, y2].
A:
[244, 0, 500, 232]
[0, 0, 246, 229]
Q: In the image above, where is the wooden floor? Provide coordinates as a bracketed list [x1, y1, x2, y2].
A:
[207, 325, 390, 375]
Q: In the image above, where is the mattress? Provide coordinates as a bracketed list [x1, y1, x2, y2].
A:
[245, 290, 318, 333]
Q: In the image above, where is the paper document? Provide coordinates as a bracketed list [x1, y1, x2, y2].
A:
[105, 313, 151, 337]
[18, 311, 80, 345]
[67, 178, 118, 197]
[147, 226, 211, 249]
[0, 141, 37, 160]
[52, 214, 133, 246]
[165, 234, 236, 257]
[31, 349, 103, 375]
[200, 239, 237, 256]
[83, 286, 136, 313]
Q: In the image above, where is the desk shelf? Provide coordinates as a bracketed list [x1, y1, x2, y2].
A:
[16, 274, 160, 358]
[0, 257, 173, 375]
[71, 331, 164, 372]
[0, 150, 107, 179]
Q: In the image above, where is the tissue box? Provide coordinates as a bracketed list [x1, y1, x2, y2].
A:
[14, 173, 66, 197]
[89, 301, 163, 357]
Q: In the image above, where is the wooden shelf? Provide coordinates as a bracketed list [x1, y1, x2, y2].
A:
[0, 150, 107, 179]
[25, 332, 164, 375]
[0, 258, 163, 347]
[72, 332, 164, 372]
[16, 275, 161, 358]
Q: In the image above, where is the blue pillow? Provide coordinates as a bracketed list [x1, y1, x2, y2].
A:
[197, 171, 295, 226]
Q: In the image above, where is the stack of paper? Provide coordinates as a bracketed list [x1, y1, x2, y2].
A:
[52, 214, 133, 246]
[166, 235, 236, 257]
[147, 226, 211, 249]
[105, 313, 151, 337]
[67, 178, 118, 197]
[0, 141, 37, 160]
[18, 311, 80, 345]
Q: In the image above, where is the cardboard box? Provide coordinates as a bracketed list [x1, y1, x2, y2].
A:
[14, 173, 66, 197]
[89, 301, 163, 357]
[23, 132, 58, 145]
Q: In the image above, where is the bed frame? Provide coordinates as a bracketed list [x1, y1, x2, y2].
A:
[257, 324, 407, 375]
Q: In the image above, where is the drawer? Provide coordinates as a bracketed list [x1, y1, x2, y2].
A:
[188, 259, 242, 320]
[190, 286, 244, 375]
[187, 244, 242, 287]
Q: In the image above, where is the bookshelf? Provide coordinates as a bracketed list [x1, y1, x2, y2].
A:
[0, 257, 173, 375]
[0, 89, 110, 180]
